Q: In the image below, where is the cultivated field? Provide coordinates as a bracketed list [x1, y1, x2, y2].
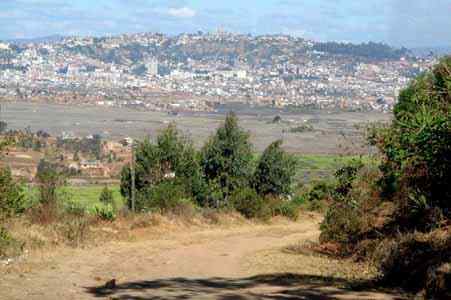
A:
[2, 102, 391, 154]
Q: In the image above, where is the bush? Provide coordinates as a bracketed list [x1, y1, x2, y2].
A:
[230, 187, 266, 219]
[334, 159, 364, 197]
[99, 186, 114, 206]
[94, 205, 116, 222]
[120, 124, 204, 210]
[253, 140, 297, 197]
[320, 202, 363, 247]
[374, 231, 451, 292]
[0, 167, 26, 217]
[273, 201, 300, 220]
[370, 57, 451, 218]
[138, 180, 190, 213]
[63, 200, 86, 217]
[306, 180, 335, 202]
[36, 159, 66, 207]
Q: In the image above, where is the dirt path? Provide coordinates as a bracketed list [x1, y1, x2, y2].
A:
[1, 217, 406, 300]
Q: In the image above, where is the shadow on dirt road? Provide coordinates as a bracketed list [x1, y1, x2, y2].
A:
[86, 273, 406, 300]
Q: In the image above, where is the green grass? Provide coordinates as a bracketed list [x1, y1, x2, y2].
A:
[25, 185, 124, 212]
[294, 154, 360, 183]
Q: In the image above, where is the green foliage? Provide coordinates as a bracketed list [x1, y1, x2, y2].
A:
[137, 180, 190, 213]
[230, 187, 266, 219]
[253, 140, 297, 197]
[36, 159, 66, 206]
[120, 124, 204, 209]
[201, 112, 253, 205]
[0, 167, 25, 217]
[63, 200, 86, 217]
[273, 201, 300, 220]
[94, 205, 116, 222]
[57, 134, 103, 160]
[317, 58, 451, 294]
[99, 186, 114, 206]
[371, 56, 451, 218]
[312, 41, 408, 60]
[334, 159, 364, 197]
[306, 180, 335, 202]
[320, 202, 363, 246]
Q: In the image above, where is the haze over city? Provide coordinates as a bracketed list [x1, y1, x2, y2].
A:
[1, 0, 451, 47]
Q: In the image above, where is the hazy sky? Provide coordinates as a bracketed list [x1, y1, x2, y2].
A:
[1, 0, 451, 47]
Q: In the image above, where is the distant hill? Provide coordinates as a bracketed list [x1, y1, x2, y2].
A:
[1, 32, 414, 68]
[7, 34, 65, 45]
[411, 46, 451, 57]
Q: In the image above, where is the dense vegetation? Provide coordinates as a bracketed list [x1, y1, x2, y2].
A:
[312, 42, 409, 60]
[120, 113, 299, 219]
[318, 57, 451, 298]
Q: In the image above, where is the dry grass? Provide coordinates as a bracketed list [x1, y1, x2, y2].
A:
[1, 210, 256, 262]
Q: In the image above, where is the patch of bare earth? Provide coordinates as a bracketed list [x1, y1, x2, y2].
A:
[0, 213, 407, 299]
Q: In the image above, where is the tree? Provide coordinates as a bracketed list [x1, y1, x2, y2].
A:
[0, 167, 25, 217]
[253, 140, 297, 197]
[200, 112, 253, 206]
[120, 124, 204, 210]
[36, 159, 65, 207]
[99, 186, 114, 206]
[371, 56, 451, 218]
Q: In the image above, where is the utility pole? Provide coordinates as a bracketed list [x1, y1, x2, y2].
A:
[130, 141, 136, 213]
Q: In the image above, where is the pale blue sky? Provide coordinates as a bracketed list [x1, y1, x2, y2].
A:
[1, 0, 451, 47]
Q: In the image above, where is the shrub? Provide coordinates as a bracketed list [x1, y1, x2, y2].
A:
[320, 202, 363, 247]
[99, 186, 114, 206]
[253, 140, 297, 197]
[370, 57, 451, 218]
[230, 187, 265, 219]
[334, 159, 364, 197]
[138, 180, 190, 213]
[36, 159, 66, 207]
[120, 124, 204, 210]
[63, 200, 86, 217]
[0, 167, 26, 217]
[306, 180, 335, 202]
[94, 205, 116, 222]
[273, 201, 300, 220]
[374, 231, 451, 292]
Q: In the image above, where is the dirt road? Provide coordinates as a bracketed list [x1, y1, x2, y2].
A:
[1, 216, 406, 299]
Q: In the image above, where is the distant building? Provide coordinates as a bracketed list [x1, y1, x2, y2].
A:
[146, 58, 159, 76]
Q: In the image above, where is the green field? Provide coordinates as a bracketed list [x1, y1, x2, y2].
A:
[24, 154, 362, 209]
[25, 185, 124, 212]
[294, 154, 362, 183]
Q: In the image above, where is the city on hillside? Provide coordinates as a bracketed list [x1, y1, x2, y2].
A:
[0, 31, 439, 113]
